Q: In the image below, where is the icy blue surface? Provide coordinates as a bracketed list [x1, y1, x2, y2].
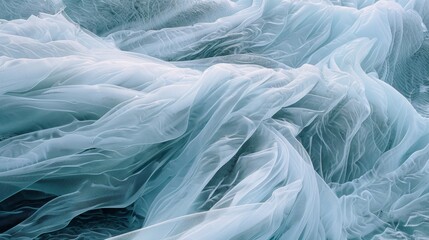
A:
[0, 0, 429, 239]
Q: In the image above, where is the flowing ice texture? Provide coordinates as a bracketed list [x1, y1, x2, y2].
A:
[0, 0, 429, 239]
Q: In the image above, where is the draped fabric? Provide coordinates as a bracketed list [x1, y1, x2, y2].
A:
[1, 0, 429, 239]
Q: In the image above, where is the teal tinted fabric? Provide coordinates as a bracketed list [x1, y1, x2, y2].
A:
[1, 1, 429, 239]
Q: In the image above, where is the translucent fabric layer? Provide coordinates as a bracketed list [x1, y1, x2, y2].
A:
[0, 1, 429, 239]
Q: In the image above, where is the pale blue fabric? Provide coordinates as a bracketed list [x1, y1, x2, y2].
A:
[0, 1, 429, 239]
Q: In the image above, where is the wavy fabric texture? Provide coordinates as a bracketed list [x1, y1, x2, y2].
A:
[0, 0, 429, 239]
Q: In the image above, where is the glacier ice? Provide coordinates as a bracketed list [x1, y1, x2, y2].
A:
[0, 0, 429, 239]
